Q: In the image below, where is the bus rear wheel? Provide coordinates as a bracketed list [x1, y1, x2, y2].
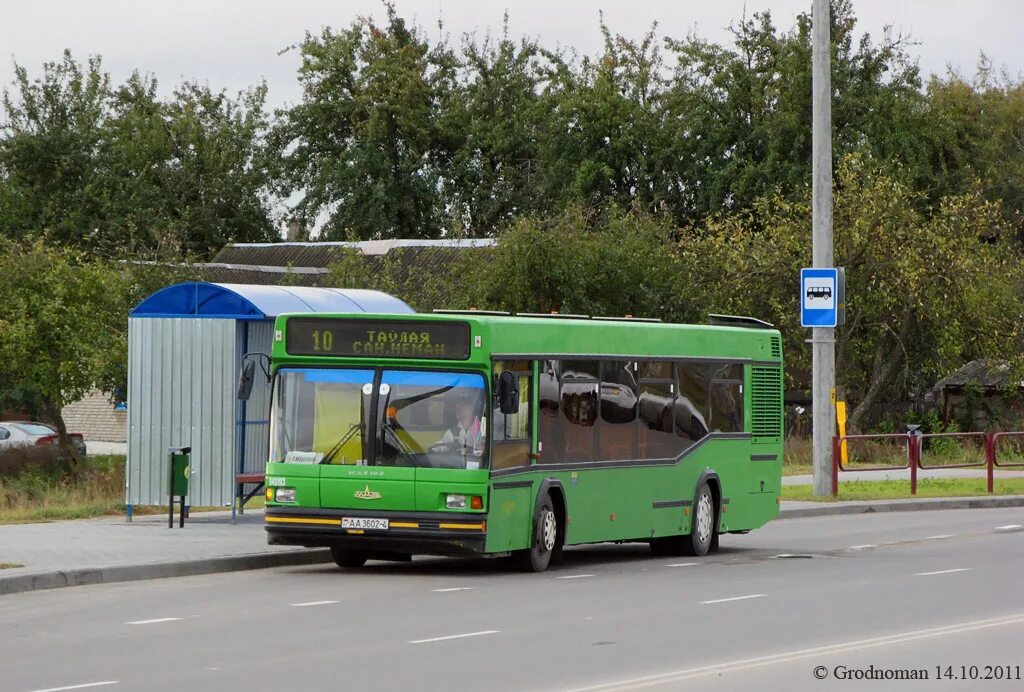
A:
[514, 496, 559, 572]
[331, 546, 368, 569]
[650, 482, 717, 557]
[687, 482, 717, 557]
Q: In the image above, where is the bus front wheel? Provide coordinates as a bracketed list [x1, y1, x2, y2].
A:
[515, 496, 559, 572]
[331, 546, 368, 569]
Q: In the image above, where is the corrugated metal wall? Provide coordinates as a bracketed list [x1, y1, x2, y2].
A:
[239, 320, 274, 476]
[127, 318, 239, 506]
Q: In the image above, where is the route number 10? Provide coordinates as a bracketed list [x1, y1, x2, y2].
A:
[312, 330, 333, 352]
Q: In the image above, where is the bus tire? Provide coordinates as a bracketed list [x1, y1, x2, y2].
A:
[686, 482, 717, 557]
[515, 495, 558, 572]
[331, 546, 368, 569]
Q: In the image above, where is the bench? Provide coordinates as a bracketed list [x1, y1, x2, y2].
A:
[235, 473, 265, 515]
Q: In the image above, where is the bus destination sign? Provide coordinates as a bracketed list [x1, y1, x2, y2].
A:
[285, 318, 471, 360]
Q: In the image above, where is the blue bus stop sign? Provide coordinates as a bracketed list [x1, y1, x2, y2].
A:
[801, 268, 838, 327]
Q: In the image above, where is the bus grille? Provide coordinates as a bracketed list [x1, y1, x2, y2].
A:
[751, 366, 783, 442]
[770, 336, 782, 358]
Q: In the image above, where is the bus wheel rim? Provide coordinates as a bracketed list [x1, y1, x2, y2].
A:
[696, 493, 713, 544]
[541, 510, 557, 552]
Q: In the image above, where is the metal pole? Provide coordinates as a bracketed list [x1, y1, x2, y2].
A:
[811, 0, 835, 496]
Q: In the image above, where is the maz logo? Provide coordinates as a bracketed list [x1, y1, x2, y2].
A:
[354, 485, 382, 500]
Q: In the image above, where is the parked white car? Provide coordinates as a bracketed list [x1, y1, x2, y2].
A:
[0, 421, 87, 459]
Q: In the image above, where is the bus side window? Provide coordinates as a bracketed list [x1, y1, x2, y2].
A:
[599, 360, 637, 461]
[675, 362, 710, 443]
[709, 364, 744, 433]
[561, 360, 599, 463]
[537, 360, 562, 464]
[492, 360, 532, 469]
[638, 362, 675, 459]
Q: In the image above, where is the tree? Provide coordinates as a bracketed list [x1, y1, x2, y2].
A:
[533, 21, 670, 216]
[469, 205, 683, 320]
[271, 4, 455, 239]
[0, 51, 110, 247]
[99, 76, 277, 257]
[925, 60, 1024, 234]
[0, 51, 276, 258]
[439, 17, 552, 234]
[680, 153, 1023, 430]
[0, 239, 126, 457]
[662, 0, 930, 225]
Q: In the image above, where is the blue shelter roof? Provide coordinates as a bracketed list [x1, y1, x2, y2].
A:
[130, 282, 414, 320]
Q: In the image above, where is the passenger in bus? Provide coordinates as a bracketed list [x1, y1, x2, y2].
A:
[433, 394, 482, 456]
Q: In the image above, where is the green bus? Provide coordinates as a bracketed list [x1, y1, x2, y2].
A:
[260, 311, 783, 572]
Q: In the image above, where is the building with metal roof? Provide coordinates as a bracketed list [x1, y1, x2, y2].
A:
[126, 282, 413, 512]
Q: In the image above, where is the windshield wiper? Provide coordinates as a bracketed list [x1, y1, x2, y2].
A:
[319, 423, 363, 465]
[380, 420, 418, 460]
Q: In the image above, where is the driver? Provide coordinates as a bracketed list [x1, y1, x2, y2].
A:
[434, 394, 482, 455]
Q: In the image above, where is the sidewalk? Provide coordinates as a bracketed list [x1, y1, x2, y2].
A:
[0, 509, 330, 595]
[3, 495, 1024, 596]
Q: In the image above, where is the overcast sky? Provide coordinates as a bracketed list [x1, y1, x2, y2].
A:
[2, 1, 1020, 109]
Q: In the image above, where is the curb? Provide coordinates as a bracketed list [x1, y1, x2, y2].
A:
[4, 497, 1022, 595]
[779, 495, 1024, 519]
[0, 548, 332, 596]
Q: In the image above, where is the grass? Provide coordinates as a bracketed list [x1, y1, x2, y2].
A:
[783, 477, 1024, 502]
[0, 455, 126, 524]
[782, 434, 1024, 476]
[0, 454, 266, 524]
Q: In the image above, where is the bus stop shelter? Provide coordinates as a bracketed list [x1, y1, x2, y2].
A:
[126, 282, 413, 516]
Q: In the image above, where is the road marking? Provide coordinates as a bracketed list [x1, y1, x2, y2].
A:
[700, 594, 765, 605]
[996, 524, 1022, 531]
[25, 683, 118, 692]
[556, 574, 595, 580]
[408, 630, 499, 644]
[289, 600, 339, 607]
[915, 568, 972, 576]
[847, 544, 875, 551]
[565, 612, 1024, 691]
[432, 587, 473, 592]
[666, 563, 698, 568]
[124, 617, 182, 625]
[926, 534, 954, 540]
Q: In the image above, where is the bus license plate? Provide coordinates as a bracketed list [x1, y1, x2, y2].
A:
[342, 517, 389, 531]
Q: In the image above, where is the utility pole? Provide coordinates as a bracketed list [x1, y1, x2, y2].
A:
[811, 0, 835, 496]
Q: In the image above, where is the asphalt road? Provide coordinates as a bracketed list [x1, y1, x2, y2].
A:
[2, 508, 1023, 692]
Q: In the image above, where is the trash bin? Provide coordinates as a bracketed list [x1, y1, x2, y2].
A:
[168, 446, 192, 527]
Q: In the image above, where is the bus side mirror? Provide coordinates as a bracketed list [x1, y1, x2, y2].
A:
[497, 370, 519, 415]
[237, 359, 256, 401]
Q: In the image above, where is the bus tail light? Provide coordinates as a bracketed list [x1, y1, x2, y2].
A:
[470, 496, 483, 510]
[265, 487, 274, 502]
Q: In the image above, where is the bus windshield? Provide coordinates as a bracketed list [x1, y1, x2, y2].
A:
[270, 368, 488, 470]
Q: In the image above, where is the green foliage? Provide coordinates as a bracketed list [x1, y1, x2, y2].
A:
[271, 4, 456, 240]
[468, 206, 683, 320]
[0, 241, 191, 441]
[0, 239, 124, 444]
[677, 152, 1024, 430]
[0, 454, 126, 524]
[0, 51, 275, 258]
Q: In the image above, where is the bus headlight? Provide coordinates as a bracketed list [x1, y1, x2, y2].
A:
[275, 488, 296, 503]
[447, 494, 483, 509]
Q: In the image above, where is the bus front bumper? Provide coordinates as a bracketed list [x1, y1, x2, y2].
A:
[265, 506, 488, 557]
